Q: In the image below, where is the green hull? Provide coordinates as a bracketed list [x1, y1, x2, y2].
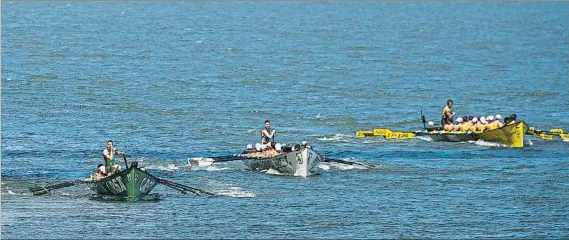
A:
[88, 166, 159, 202]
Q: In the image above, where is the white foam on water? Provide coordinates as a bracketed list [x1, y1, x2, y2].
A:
[316, 134, 354, 142]
[416, 136, 433, 142]
[471, 140, 505, 148]
[187, 157, 234, 171]
[188, 157, 215, 167]
[318, 164, 331, 171]
[214, 187, 255, 198]
[144, 163, 179, 172]
[264, 168, 285, 176]
[197, 165, 231, 172]
[528, 139, 533, 146]
[327, 161, 369, 170]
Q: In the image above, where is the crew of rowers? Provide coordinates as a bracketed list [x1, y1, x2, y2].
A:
[435, 99, 518, 133]
[429, 114, 519, 133]
[90, 140, 125, 181]
[243, 119, 311, 158]
[243, 120, 283, 158]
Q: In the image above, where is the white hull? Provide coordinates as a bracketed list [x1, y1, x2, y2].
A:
[242, 147, 322, 178]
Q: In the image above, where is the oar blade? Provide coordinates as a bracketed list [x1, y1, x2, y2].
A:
[373, 128, 391, 137]
[550, 129, 564, 135]
[29, 180, 85, 196]
[29, 187, 50, 196]
[355, 130, 374, 138]
[540, 133, 553, 140]
[385, 131, 415, 139]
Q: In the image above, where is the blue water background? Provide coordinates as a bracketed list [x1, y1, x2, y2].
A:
[2, 2, 569, 239]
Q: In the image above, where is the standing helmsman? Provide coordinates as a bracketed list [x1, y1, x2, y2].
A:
[441, 99, 455, 127]
[103, 140, 125, 174]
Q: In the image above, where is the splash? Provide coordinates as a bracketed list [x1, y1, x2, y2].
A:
[415, 136, 434, 142]
[316, 134, 354, 142]
[318, 164, 331, 171]
[214, 187, 255, 198]
[188, 157, 215, 168]
[471, 140, 506, 148]
[191, 164, 231, 172]
[323, 161, 369, 170]
[187, 158, 234, 171]
[264, 168, 285, 176]
[144, 163, 180, 172]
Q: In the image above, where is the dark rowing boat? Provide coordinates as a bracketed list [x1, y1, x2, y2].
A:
[85, 162, 159, 202]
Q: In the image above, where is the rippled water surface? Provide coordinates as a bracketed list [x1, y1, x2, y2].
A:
[2, 2, 569, 239]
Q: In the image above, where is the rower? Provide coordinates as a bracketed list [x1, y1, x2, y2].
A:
[495, 114, 504, 128]
[461, 116, 472, 132]
[486, 115, 497, 131]
[508, 114, 517, 124]
[90, 164, 107, 181]
[477, 116, 487, 132]
[469, 117, 479, 132]
[453, 117, 464, 132]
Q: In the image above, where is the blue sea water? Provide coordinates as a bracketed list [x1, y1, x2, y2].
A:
[2, 2, 569, 239]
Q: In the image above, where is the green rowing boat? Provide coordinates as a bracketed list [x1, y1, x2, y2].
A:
[87, 163, 159, 202]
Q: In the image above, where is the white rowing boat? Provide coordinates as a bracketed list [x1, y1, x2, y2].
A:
[241, 144, 322, 178]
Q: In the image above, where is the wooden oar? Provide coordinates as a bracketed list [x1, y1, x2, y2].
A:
[321, 156, 377, 169]
[156, 177, 216, 196]
[29, 179, 88, 196]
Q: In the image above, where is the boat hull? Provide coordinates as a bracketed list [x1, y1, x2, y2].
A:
[88, 166, 159, 202]
[241, 147, 322, 177]
[478, 121, 527, 148]
[417, 121, 528, 147]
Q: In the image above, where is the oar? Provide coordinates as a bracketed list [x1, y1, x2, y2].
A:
[29, 179, 87, 196]
[321, 156, 377, 169]
[156, 177, 216, 196]
[527, 127, 568, 140]
[189, 154, 248, 167]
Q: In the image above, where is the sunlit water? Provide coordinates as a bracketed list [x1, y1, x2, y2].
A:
[2, 2, 569, 239]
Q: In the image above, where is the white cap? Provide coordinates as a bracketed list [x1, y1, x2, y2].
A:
[487, 115, 494, 121]
[427, 121, 434, 126]
[275, 143, 282, 151]
[472, 117, 478, 123]
[255, 143, 262, 151]
[456, 117, 463, 123]
[246, 144, 253, 149]
[98, 165, 107, 174]
[495, 114, 502, 120]
[301, 141, 308, 146]
[480, 116, 486, 123]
